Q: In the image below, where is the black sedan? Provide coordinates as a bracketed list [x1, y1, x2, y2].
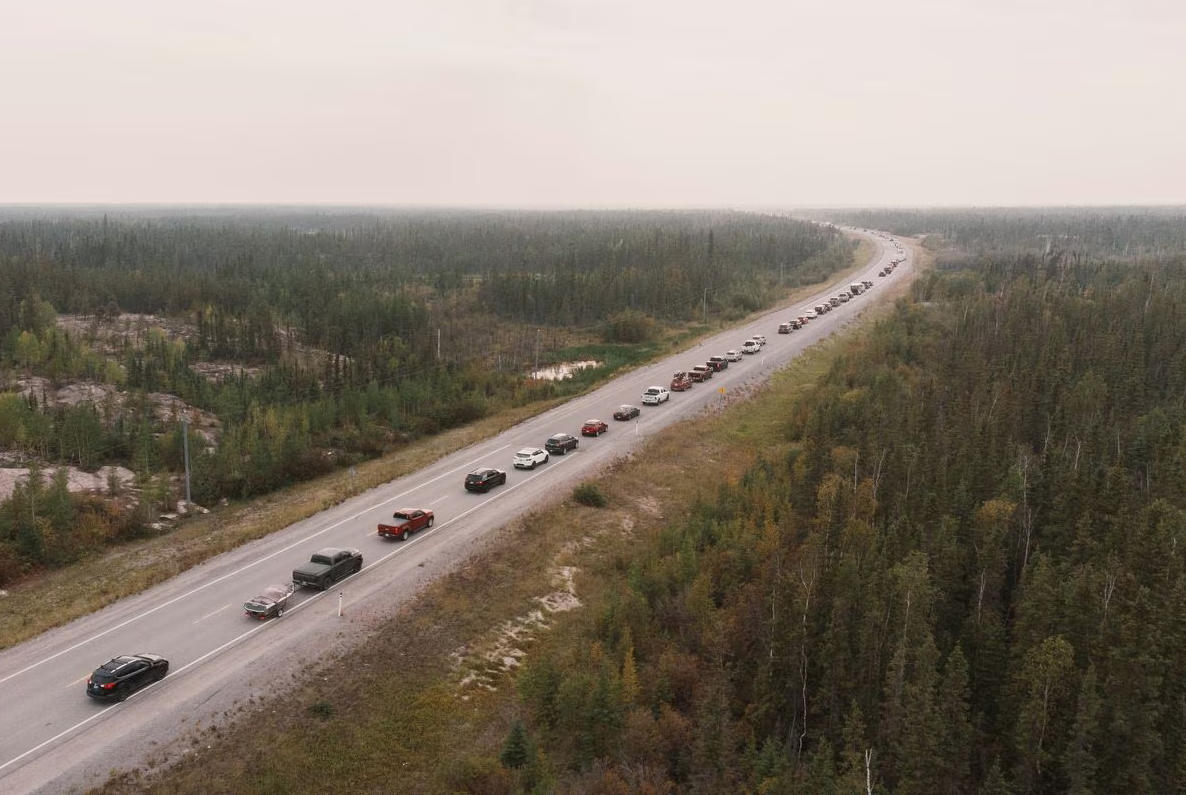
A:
[86, 653, 169, 701]
[465, 467, 507, 493]
[613, 404, 641, 421]
[244, 583, 295, 620]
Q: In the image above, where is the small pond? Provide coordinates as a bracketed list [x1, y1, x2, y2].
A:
[530, 360, 601, 380]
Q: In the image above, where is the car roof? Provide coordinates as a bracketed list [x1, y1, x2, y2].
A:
[99, 654, 154, 673]
[515, 448, 541, 455]
[548, 432, 571, 439]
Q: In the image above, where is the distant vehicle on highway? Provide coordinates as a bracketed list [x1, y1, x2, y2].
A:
[86, 653, 169, 701]
[465, 467, 507, 493]
[741, 340, 760, 354]
[670, 371, 693, 391]
[613, 404, 641, 421]
[725, 349, 742, 362]
[545, 433, 580, 454]
[512, 448, 549, 470]
[244, 583, 295, 619]
[706, 355, 728, 371]
[377, 508, 435, 539]
[581, 419, 608, 437]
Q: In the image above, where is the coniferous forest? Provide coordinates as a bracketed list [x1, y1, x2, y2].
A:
[496, 209, 1186, 794]
[8, 204, 1186, 795]
[0, 208, 842, 583]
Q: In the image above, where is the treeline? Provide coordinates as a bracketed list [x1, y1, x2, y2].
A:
[811, 205, 1186, 260]
[499, 249, 1186, 792]
[0, 209, 840, 583]
[0, 208, 837, 356]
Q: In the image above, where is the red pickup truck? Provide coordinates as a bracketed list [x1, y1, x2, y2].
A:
[670, 371, 693, 391]
[378, 508, 435, 540]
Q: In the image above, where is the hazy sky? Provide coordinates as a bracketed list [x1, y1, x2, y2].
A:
[3, 0, 1183, 207]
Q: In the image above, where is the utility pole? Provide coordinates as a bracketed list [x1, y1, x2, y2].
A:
[702, 288, 707, 322]
[182, 413, 192, 510]
[436, 328, 441, 360]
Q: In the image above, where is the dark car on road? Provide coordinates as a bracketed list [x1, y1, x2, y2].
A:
[613, 404, 641, 421]
[465, 467, 507, 492]
[244, 584, 295, 620]
[545, 433, 580, 454]
[86, 653, 169, 701]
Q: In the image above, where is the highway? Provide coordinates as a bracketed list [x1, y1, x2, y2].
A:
[0, 227, 911, 794]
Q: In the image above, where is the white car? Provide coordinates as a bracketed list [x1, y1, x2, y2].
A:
[512, 448, 549, 469]
[725, 349, 743, 361]
[641, 386, 670, 405]
[804, 309, 817, 320]
[751, 334, 767, 346]
[741, 340, 761, 354]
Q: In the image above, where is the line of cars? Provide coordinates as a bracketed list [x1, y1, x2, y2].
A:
[778, 278, 880, 333]
[466, 422, 607, 494]
[84, 263, 898, 705]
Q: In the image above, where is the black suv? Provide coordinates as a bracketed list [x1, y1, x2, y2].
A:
[544, 433, 579, 455]
[465, 467, 507, 493]
[86, 653, 169, 701]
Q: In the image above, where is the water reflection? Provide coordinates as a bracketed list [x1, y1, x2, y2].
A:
[530, 360, 600, 380]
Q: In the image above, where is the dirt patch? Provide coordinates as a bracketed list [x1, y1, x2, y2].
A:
[454, 564, 582, 694]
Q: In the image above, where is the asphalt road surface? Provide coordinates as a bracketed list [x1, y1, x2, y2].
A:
[0, 226, 911, 794]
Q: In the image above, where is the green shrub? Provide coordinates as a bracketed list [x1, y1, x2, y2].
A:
[307, 701, 334, 720]
[573, 483, 607, 507]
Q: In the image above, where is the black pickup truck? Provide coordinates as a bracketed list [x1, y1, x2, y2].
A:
[292, 547, 363, 590]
